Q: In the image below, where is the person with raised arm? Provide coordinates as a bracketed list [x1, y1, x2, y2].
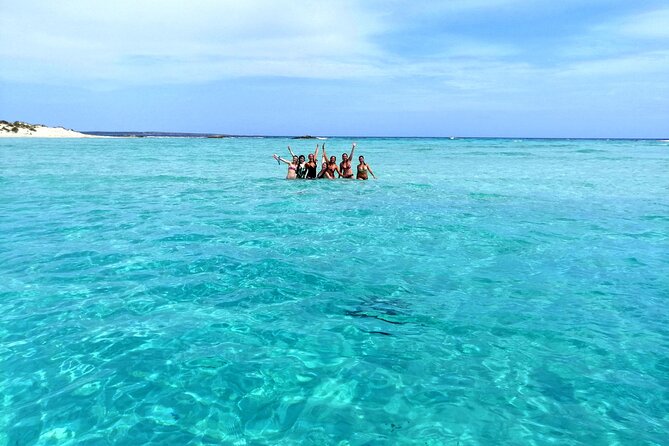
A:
[356, 155, 377, 180]
[321, 143, 342, 178]
[316, 143, 330, 179]
[316, 144, 332, 180]
[273, 153, 299, 179]
[287, 145, 297, 160]
[305, 144, 320, 179]
[339, 142, 356, 179]
[316, 158, 331, 179]
[317, 143, 340, 179]
[296, 154, 307, 179]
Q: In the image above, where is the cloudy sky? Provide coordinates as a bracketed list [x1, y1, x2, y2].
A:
[1, 0, 668, 136]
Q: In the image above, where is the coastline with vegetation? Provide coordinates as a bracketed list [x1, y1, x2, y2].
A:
[0, 120, 105, 138]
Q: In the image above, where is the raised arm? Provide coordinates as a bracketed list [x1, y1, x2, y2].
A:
[273, 154, 291, 165]
[321, 143, 328, 163]
[287, 145, 296, 158]
[349, 142, 356, 160]
[314, 144, 320, 161]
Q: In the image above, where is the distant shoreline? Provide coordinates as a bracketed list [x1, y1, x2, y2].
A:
[82, 131, 669, 141]
[2, 122, 666, 140]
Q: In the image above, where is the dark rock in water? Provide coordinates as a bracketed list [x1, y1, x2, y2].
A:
[292, 135, 319, 139]
[207, 135, 230, 139]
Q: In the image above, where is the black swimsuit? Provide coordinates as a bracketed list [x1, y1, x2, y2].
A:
[296, 164, 307, 179]
[306, 164, 317, 179]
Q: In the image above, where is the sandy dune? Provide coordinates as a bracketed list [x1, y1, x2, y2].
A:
[0, 121, 103, 138]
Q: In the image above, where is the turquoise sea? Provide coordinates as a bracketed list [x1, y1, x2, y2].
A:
[1, 137, 668, 445]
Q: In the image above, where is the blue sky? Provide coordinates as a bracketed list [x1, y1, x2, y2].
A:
[1, 0, 668, 137]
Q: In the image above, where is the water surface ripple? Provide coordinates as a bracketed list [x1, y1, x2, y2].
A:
[1, 137, 668, 445]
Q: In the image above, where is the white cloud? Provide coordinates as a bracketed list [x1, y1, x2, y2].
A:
[372, 0, 529, 17]
[0, 0, 567, 87]
[563, 6, 669, 59]
[1, 0, 668, 116]
[558, 50, 669, 78]
[616, 7, 669, 39]
[0, 0, 386, 84]
[547, 6, 669, 104]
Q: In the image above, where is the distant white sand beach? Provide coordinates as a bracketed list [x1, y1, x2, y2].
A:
[0, 120, 103, 138]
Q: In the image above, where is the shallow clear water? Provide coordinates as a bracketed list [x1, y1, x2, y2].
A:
[1, 137, 668, 445]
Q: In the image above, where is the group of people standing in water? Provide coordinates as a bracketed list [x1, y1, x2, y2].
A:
[273, 143, 376, 180]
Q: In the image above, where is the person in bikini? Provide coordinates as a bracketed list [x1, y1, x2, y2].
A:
[320, 143, 341, 178]
[356, 155, 376, 180]
[339, 143, 356, 178]
[273, 153, 299, 179]
[327, 156, 341, 178]
[314, 143, 337, 179]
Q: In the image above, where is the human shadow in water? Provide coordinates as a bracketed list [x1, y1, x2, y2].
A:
[344, 293, 429, 336]
[345, 309, 407, 325]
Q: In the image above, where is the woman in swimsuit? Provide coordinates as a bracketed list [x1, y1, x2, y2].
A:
[327, 156, 341, 178]
[273, 154, 299, 179]
[320, 143, 341, 178]
[314, 144, 333, 179]
[316, 160, 331, 179]
[339, 143, 356, 179]
[305, 154, 318, 179]
[305, 150, 320, 179]
[296, 155, 308, 179]
[356, 155, 376, 180]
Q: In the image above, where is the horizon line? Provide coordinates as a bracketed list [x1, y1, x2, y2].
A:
[81, 131, 669, 141]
